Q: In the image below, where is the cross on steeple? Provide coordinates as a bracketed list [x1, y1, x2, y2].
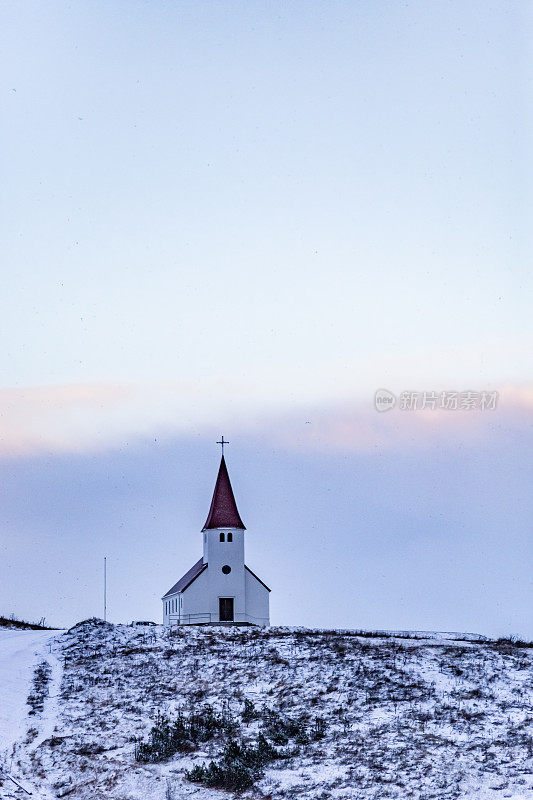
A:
[217, 435, 229, 455]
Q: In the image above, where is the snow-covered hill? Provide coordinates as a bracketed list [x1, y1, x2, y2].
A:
[1, 620, 532, 800]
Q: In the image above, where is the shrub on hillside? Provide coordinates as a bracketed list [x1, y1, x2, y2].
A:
[27, 661, 52, 715]
[135, 706, 237, 763]
[186, 705, 324, 791]
[241, 698, 260, 722]
[262, 708, 310, 744]
[186, 734, 285, 791]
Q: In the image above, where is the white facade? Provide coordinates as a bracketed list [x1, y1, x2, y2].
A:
[162, 455, 270, 626]
[244, 565, 270, 625]
[163, 567, 208, 626]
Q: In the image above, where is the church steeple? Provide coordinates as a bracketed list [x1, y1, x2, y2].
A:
[202, 454, 246, 531]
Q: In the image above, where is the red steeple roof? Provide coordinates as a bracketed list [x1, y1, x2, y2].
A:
[202, 455, 246, 531]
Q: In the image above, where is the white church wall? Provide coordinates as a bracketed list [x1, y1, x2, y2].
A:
[206, 528, 246, 622]
[205, 528, 245, 570]
[180, 567, 210, 623]
[163, 592, 181, 626]
[245, 568, 270, 626]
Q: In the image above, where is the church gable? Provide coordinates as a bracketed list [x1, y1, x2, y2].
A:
[245, 565, 271, 592]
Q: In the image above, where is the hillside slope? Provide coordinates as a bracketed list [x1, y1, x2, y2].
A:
[4, 621, 532, 800]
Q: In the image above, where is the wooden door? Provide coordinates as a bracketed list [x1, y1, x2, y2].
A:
[219, 597, 234, 622]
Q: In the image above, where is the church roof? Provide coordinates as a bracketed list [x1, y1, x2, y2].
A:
[162, 557, 207, 598]
[202, 455, 246, 531]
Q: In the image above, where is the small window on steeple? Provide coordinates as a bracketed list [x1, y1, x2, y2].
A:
[227, 532, 233, 542]
[220, 532, 225, 542]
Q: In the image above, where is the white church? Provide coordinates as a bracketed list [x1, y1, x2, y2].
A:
[162, 446, 270, 626]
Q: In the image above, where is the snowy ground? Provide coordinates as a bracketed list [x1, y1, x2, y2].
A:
[1, 621, 532, 799]
[0, 628, 59, 798]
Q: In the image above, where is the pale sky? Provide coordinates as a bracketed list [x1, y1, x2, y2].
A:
[1, 2, 531, 637]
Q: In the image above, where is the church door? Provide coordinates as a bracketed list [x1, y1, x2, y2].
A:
[219, 597, 234, 622]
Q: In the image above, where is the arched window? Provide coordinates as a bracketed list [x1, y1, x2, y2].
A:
[220, 532, 225, 542]
[227, 532, 233, 542]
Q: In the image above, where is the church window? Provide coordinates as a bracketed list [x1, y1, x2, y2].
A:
[227, 532, 233, 542]
[220, 532, 225, 542]
[222, 565, 231, 574]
